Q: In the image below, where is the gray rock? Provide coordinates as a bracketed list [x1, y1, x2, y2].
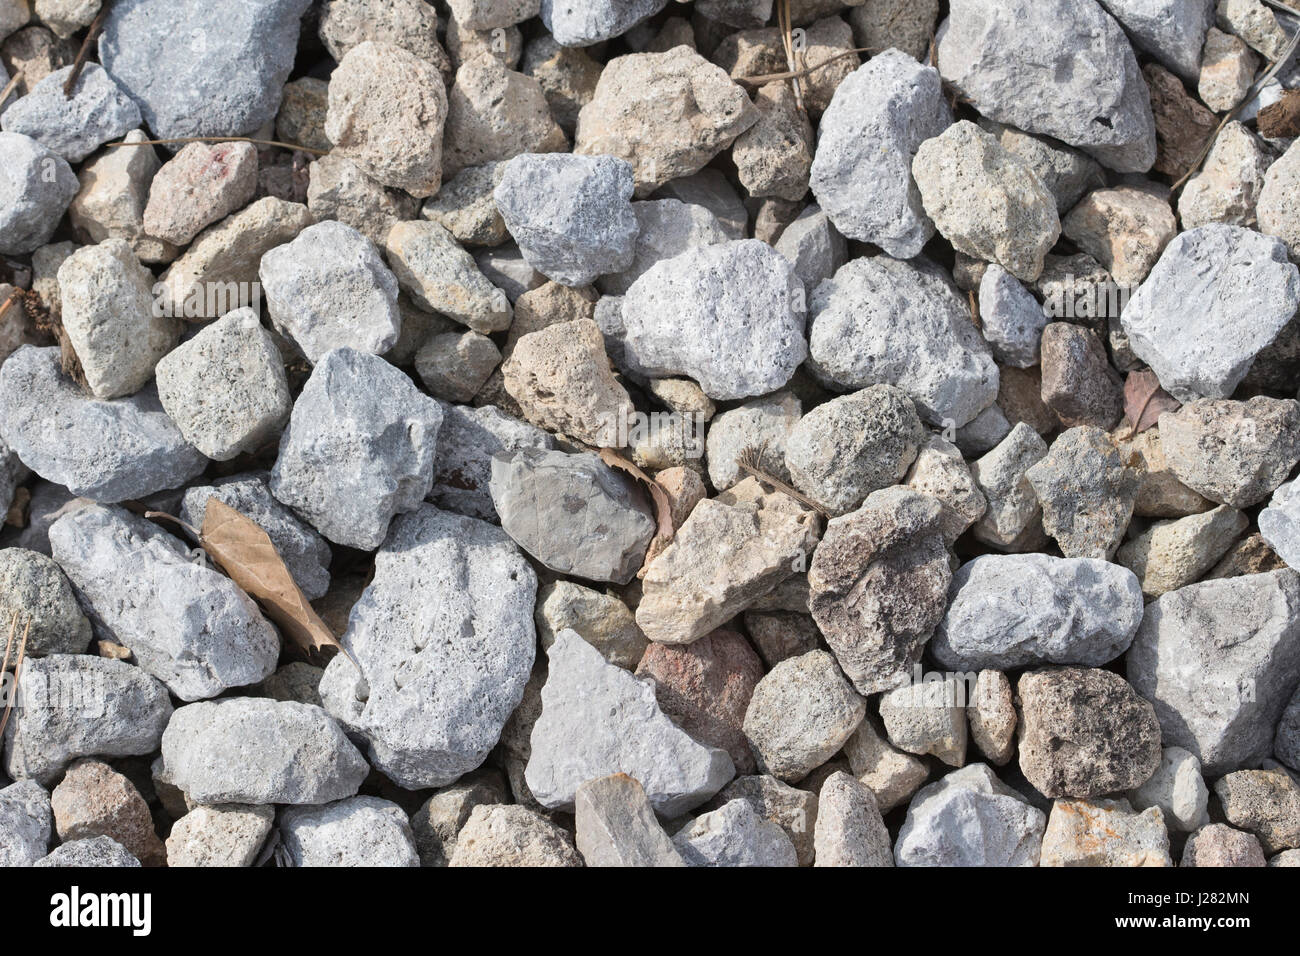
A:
[574, 773, 686, 867]
[180, 472, 331, 601]
[773, 204, 847, 292]
[705, 391, 801, 492]
[653, 169, 747, 240]
[808, 256, 998, 428]
[621, 239, 807, 401]
[0, 347, 206, 502]
[903, 436, 988, 544]
[494, 152, 638, 287]
[932, 553, 1145, 671]
[154, 310, 291, 460]
[1122, 225, 1300, 401]
[936, 0, 1157, 173]
[978, 264, 1047, 368]
[161, 698, 368, 805]
[743, 649, 866, 782]
[0, 547, 91, 656]
[0, 131, 79, 254]
[385, 220, 513, 333]
[280, 797, 419, 867]
[977, 119, 1105, 214]
[525, 630, 735, 816]
[3, 655, 173, 784]
[896, 763, 1046, 866]
[260, 221, 402, 363]
[879, 677, 969, 767]
[540, 0, 666, 46]
[809, 487, 952, 695]
[270, 348, 444, 550]
[0, 780, 51, 866]
[307, 154, 421, 247]
[597, 199, 730, 296]
[420, 161, 508, 247]
[812, 771, 893, 867]
[1277, 687, 1300, 771]
[784, 385, 926, 516]
[98, 0, 312, 141]
[956, 403, 1015, 458]
[1128, 746, 1210, 832]
[969, 422, 1048, 549]
[1214, 768, 1300, 854]
[808, 50, 952, 257]
[490, 447, 655, 585]
[49, 503, 280, 701]
[472, 242, 542, 302]
[165, 804, 274, 868]
[36, 835, 139, 867]
[672, 799, 798, 867]
[1099, 0, 1214, 82]
[317, 505, 536, 790]
[1127, 569, 1300, 775]
[0, 63, 139, 162]
[710, 774, 819, 866]
[428, 402, 554, 521]
[0, 437, 25, 516]
[1261, 478, 1300, 572]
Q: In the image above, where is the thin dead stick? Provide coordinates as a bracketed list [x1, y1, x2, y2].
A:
[104, 135, 328, 156]
[64, 0, 111, 98]
[0, 615, 29, 741]
[0, 68, 22, 108]
[144, 509, 201, 540]
[735, 47, 874, 86]
[1, 614, 16, 676]
[778, 0, 805, 112]
[0, 290, 18, 325]
[736, 443, 830, 517]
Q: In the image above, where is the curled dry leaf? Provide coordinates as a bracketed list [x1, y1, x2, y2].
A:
[1122, 369, 1181, 438]
[598, 447, 675, 575]
[199, 498, 347, 665]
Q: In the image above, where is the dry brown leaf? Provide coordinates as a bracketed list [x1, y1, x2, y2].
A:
[599, 447, 675, 565]
[1122, 369, 1181, 437]
[200, 498, 347, 665]
[1259, 89, 1300, 140]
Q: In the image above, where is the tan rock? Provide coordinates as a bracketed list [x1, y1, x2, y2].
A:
[535, 579, 647, 670]
[968, 669, 1016, 765]
[1040, 798, 1172, 867]
[442, 53, 567, 177]
[1143, 63, 1216, 180]
[1115, 504, 1248, 598]
[1198, 27, 1259, 113]
[1062, 186, 1177, 287]
[842, 715, 929, 811]
[69, 129, 179, 265]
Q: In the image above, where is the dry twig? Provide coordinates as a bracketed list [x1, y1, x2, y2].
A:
[105, 135, 328, 155]
[64, 1, 112, 98]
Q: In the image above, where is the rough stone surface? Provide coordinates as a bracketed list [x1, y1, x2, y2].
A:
[1214, 768, 1300, 853]
[280, 796, 418, 867]
[143, 141, 259, 247]
[933, 553, 1144, 671]
[969, 423, 1049, 550]
[1182, 823, 1267, 866]
[813, 771, 893, 867]
[307, 153, 419, 246]
[385, 220, 512, 333]
[1128, 746, 1210, 833]
[1144, 62, 1217, 179]
[409, 770, 507, 866]
[1262, 478, 1300, 573]
[1039, 323, 1124, 431]
[428, 402, 553, 521]
[165, 804, 273, 867]
[1099, 0, 1214, 83]
[0, 780, 51, 866]
[1039, 798, 1172, 866]
[540, 0, 666, 47]
[0, 132, 79, 254]
[449, 804, 581, 867]
[574, 773, 685, 867]
[0, 546, 91, 656]
[598, 199, 729, 297]
[879, 677, 968, 767]
[270, 348, 444, 551]
[421, 161, 507, 247]
[1117, 504, 1249, 598]
[68, 127, 178, 264]
[1062, 186, 1177, 287]
[673, 798, 798, 867]
[732, 81, 814, 203]
[709, 774, 818, 866]
[1178, 121, 1269, 228]
[443, 54, 567, 177]
[842, 716, 929, 812]
[705, 391, 801, 492]
[1025, 426, 1141, 559]
[1, 63, 139, 163]
[978, 265, 1047, 369]
[51, 758, 164, 866]
[903, 435, 987, 545]
[1200, 27, 1259, 112]
[35, 835, 140, 867]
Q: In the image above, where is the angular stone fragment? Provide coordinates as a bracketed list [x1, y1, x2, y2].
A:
[161, 698, 368, 805]
[155, 310, 291, 460]
[896, 763, 1046, 867]
[443, 54, 567, 176]
[933, 553, 1144, 671]
[526, 631, 734, 816]
[709, 774, 818, 866]
[385, 220, 512, 333]
[1099, 0, 1214, 83]
[410, 771, 507, 866]
[0, 131, 78, 254]
[449, 804, 581, 867]
[166, 804, 273, 868]
[1158, 397, 1300, 507]
[51, 759, 164, 867]
[879, 677, 968, 767]
[318, 0, 449, 74]
[0, 780, 51, 866]
[428, 402, 553, 521]
[0, 63, 139, 162]
[636, 480, 819, 644]
[839, 716, 926, 813]
[540, 0, 666, 46]
[913, 121, 1060, 282]
[937, 0, 1158, 173]
[1039, 798, 1172, 866]
[967, 670, 1017, 767]
[1199, 28, 1258, 112]
[50, 504, 280, 701]
[575, 774, 686, 867]
[1261, 478, 1300, 572]
[1122, 225, 1300, 401]
[1062, 186, 1177, 287]
[969, 423, 1048, 550]
[280, 796, 419, 867]
[277, 76, 331, 152]
[69, 128, 178, 264]
[1127, 569, 1300, 775]
[0, 547, 91, 657]
[978, 265, 1046, 368]
[1026, 426, 1141, 559]
[415, 330, 499, 404]
[1117, 504, 1248, 598]
[977, 119, 1105, 215]
[271, 349, 443, 550]
[673, 798, 798, 867]
[305, 154, 419, 247]
[36, 835, 139, 867]
[732, 81, 813, 202]
[903, 435, 987, 545]
[597, 199, 729, 297]
[2, 655, 172, 784]
[807, 256, 998, 427]
[520, 34, 599, 135]
[813, 771, 892, 867]
[1183, 823, 1266, 867]
[1128, 746, 1210, 833]
[1144, 62, 1216, 179]
[143, 141, 258, 246]
[575, 46, 757, 196]
[1178, 122, 1269, 228]
[809, 50, 951, 257]
[1217, 0, 1287, 58]
[705, 391, 801, 493]
[421, 162, 507, 247]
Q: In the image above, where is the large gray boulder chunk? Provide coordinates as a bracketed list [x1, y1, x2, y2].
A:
[428, 402, 554, 521]
[0, 547, 92, 657]
[270, 348, 444, 550]
[621, 239, 806, 401]
[0, 347, 206, 502]
[0, 63, 139, 162]
[574, 773, 686, 867]
[673, 799, 798, 867]
[57, 237, 177, 400]
[599, 198, 730, 296]
[932, 553, 1145, 671]
[260, 220, 402, 364]
[161, 698, 369, 805]
[937, 0, 1156, 173]
[3, 655, 173, 784]
[807, 256, 998, 427]
[1261, 478, 1300, 571]
[0, 131, 78, 256]
[743, 649, 866, 782]
[896, 764, 1046, 867]
[1127, 570, 1300, 775]
[574, 45, 758, 196]
[809, 488, 952, 695]
[98, 0, 312, 142]
[0, 780, 52, 866]
[49, 503, 281, 701]
[1099, 0, 1215, 83]
[1017, 667, 1162, 798]
[180, 472, 332, 601]
[154, 310, 292, 461]
[494, 152, 638, 286]
[280, 797, 419, 867]
[814, 772, 893, 867]
[317, 505, 537, 790]
[809, 50, 952, 257]
[541, 0, 666, 46]
[525, 631, 735, 817]
[490, 447, 655, 585]
[1121, 225, 1300, 401]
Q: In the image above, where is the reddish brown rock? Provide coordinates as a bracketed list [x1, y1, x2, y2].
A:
[1039, 323, 1124, 430]
[51, 759, 166, 867]
[635, 628, 765, 774]
[1143, 63, 1216, 179]
[143, 142, 260, 247]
